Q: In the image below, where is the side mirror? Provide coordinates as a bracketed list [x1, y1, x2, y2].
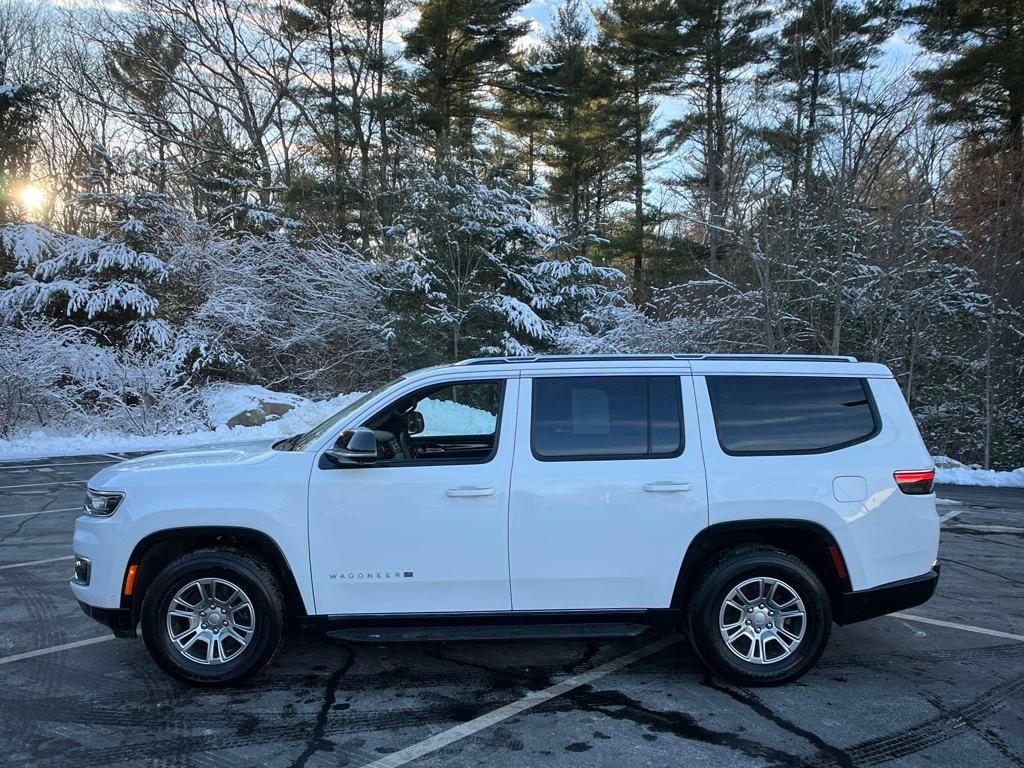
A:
[407, 410, 425, 436]
[325, 427, 379, 466]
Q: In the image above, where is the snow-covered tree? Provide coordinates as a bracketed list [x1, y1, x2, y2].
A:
[198, 231, 392, 393]
[0, 218, 168, 346]
[0, 145, 216, 349]
[0, 321, 89, 437]
[385, 156, 621, 364]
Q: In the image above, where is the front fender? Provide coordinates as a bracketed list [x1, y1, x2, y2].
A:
[71, 452, 315, 611]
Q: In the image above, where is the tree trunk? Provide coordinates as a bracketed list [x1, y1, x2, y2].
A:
[327, 16, 343, 229]
[632, 80, 644, 287]
[527, 130, 535, 187]
[705, 71, 720, 270]
[805, 64, 821, 191]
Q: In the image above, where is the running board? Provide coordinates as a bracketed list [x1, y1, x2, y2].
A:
[327, 622, 652, 643]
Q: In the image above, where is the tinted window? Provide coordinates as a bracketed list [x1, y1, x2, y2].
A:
[707, 376, 877, 454]
[532, 376, 683, 460]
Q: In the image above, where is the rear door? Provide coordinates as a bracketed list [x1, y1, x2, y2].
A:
[508, 371, 708, 610]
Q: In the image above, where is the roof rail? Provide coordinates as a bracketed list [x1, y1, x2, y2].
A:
[455, 353, 857, 366]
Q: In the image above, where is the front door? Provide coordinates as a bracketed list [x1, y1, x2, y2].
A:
[308, 376, 518, 615]
[509, 373, 708, 610]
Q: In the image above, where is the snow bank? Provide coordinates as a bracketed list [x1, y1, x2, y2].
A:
[932, 455, 1024, 488]
[0, 387, 367, 460]
[201, 383, 310, 427]
[417, 398, 495, 436]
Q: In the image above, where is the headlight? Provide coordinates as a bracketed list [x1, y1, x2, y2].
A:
[84, 489, 125, 517]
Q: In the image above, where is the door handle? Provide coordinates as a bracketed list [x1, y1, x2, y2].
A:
[643, 481, 692, 493]
[445, 487, 496, 498]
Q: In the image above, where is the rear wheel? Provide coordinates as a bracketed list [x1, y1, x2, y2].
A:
[687, 546, 831, 686]
[141, 549, 284, 685]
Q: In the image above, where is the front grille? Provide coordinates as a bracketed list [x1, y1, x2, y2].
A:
[73, 555, 91, 586]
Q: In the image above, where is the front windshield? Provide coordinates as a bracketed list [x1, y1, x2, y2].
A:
[291, 376, 405, 451]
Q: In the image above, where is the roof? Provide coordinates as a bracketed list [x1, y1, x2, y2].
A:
[432, 353, 893, 379]
[455, 353, 858, 366]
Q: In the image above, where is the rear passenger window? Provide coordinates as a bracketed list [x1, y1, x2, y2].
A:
[532, 377, 683, 460]
[706, 376, 878, 455]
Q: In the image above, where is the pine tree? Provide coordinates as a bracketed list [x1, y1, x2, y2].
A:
[282, 0, 407, 242]
[540, 0, 629, 248]
[595, 0, 684, 287]
[909, 0, 1024, 153]
[675, 0, 771, 269]
[386, 155, 619, 362]
[403, 0, 530, 161]
[760, 0, 897, 192]
[280, 0, 350, 230]
[494, 48, 557, 187]
[0, 146, 174, 348]
[909, 0, 1024, 464]
[104, 27, 183, 195]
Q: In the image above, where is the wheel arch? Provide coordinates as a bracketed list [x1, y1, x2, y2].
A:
[671, 520, 852, 612]
[122, 526, 309, 623]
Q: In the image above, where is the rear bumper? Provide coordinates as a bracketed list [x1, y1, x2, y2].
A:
[78, 599, 137, 639]
[835, 564, 940, 625]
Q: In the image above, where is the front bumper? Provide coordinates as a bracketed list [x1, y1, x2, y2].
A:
[78, 600, 137, 639]
[835, 564, 940, 625]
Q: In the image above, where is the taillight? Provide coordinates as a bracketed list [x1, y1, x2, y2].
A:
[894, 469, 935, 495]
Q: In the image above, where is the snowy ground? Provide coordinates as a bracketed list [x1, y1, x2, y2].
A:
[0, 385, 363, 460]
[0, 385, 1020, 487]
[932, 456, 1024, 488]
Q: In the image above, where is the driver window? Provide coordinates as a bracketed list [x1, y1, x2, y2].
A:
[417, 381, 500, 437]
[361, 378, 504, 464]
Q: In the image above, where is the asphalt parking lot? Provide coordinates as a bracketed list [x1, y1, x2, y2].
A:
[1, 453, 1022, 768]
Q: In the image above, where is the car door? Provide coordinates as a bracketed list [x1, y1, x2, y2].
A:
[509, 372, 708, 610]
[308, 376, 518, 615]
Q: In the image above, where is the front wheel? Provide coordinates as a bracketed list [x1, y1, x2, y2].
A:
[141, 548, 285, 685]
[687, 546, 831, 686]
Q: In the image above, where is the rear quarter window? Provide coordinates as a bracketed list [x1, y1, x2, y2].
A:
[706, 375, 879, 455]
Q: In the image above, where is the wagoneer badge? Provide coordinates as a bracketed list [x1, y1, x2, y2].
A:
[329, 571, 414, 580]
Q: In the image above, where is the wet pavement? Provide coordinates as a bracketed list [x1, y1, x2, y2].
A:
[1, 454, 1021, 768]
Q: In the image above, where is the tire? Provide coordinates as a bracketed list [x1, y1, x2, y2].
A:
[686, 546, 831, 686]
[141, 548, 285, 686]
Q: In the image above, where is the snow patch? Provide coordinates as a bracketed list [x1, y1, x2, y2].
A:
[0, 387, 367, 461]
[417, 398, 496, 436]
[201, 383, 311, 427]
[932, 456, 1024, 488]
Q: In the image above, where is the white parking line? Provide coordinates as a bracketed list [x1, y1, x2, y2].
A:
[0, 459, 118, 471]
[940, 508, 966, 523]
[946, 523, 1024, 535]
[0, 507, 80, 520]
[0, 636, 114, 666]
[891, 612, 1024, 642]
[0, 480, 87, 490]
[0, 555, 74, 571]
[361, 634, 683, 768]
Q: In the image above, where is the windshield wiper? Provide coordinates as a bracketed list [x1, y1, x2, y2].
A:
[274, 433, 305, 452]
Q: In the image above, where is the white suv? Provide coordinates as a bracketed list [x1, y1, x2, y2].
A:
[71, 354, 940, 686]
